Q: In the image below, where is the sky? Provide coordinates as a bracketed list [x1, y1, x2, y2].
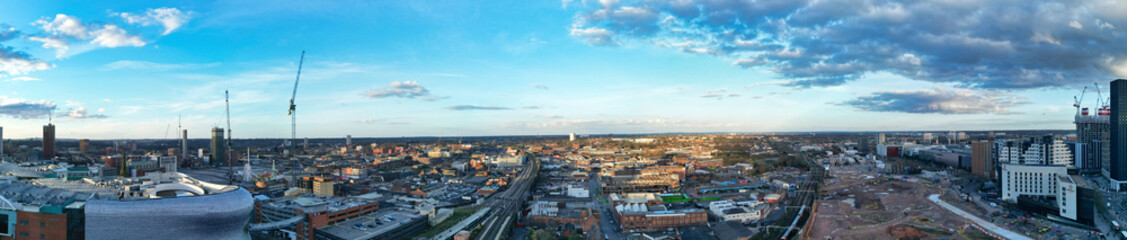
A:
[0, 0, 1125, 139]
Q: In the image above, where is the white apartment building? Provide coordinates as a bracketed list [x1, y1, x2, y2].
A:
[1001, 164, 1068, 202]
[996, 136, 1073, 167]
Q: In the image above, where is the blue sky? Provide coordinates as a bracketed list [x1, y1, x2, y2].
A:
[0, 0, 1124, 139]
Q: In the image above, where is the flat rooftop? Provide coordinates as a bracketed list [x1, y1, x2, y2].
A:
[316, 210, 421, 240]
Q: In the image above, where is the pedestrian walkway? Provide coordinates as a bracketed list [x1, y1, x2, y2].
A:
[928, 194, 1032, 240]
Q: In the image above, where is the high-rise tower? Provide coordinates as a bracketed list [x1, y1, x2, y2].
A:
[210, 127, 226, 167]
[181, 129, 188, 160]
[43, 123, 55, 159]
[1108, 79, 1127, 191]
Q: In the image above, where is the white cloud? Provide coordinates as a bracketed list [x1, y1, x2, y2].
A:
[117, 8, 192, 35]
[27, 36, 68, 58]
[36, 14, 88, 38]
[364, 81, 440, 101]
[60, 107, 107, 119]
[91, 25, 146, 48]
[5, 76, 41, 81]
[31, 13, 149, 58]
[530, 83, 549, 89]
[569, 27, 618, 46]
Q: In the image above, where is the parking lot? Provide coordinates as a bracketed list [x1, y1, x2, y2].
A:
[316, 210, 421, 239]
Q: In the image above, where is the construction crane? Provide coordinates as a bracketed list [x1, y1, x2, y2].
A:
[288, 51, 305, 158]
[225, 90, 234, 182]
[1074, 86, 1088, 115]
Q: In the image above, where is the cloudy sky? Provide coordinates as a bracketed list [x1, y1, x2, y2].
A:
[0, 0, 1125, 139]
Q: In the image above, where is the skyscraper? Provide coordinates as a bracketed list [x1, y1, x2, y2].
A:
[79, 139, 89, 152]
[346, 135, 352, 146]
[0, 126, 4, 159]
[878, 133, 886, 144]
[570, 132, 576, 142]
[1109, 79, 1127, 191]
[211, 127, 226, 167]
[43, 124, 55, 159]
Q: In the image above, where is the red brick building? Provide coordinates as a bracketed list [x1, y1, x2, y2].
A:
[693, 159, 724, 169]
[615, 209, 707, 233]
[14, 209, 66, 240]
[284, 199, 380, 240]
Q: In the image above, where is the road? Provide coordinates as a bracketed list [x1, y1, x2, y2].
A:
[475, 156, 540, 240]
[928, 194, 1034, 240]
[589, 172, 627, 239]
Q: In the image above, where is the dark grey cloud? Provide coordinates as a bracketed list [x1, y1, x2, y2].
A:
[364, 81, 439, 101]
[0, 46, 52, 77]
[837, 88, 1028, 114]
[447, 105, 512, 111]
[570, 0, 1127, 89]
[0, 97, 57, 119]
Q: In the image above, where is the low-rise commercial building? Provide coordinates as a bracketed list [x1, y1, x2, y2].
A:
[613, 204, 706, 233]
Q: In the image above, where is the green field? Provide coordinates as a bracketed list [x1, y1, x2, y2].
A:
[661, 194, 689, 203]
[694, 196, 721, 201]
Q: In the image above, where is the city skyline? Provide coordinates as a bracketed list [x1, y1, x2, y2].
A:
[1, 0, 1126, 139]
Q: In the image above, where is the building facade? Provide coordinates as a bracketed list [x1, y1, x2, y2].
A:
[971, 141, 995, 179]
[996, 136, 1072, 166]
[1001, 164, 1068, 202]
[1057, 175, 1096, 225]
[613, 207, 706, 233]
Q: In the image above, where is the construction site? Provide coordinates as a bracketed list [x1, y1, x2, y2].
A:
[806, 163, 998, 240]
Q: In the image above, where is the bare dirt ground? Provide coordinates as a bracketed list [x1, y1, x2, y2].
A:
[807, 165, 987, 240]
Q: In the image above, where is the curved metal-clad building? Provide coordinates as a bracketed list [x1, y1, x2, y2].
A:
[85, 173, 254, 240]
